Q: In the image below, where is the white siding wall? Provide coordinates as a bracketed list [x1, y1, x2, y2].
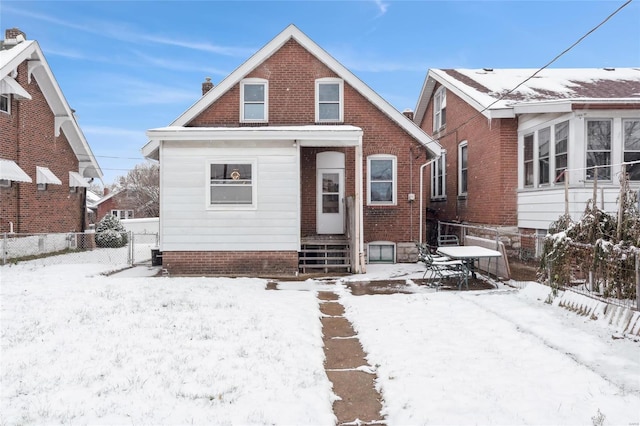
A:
[160, 140, 299, 251]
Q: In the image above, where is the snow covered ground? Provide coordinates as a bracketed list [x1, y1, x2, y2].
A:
[1, 258, 639, 425]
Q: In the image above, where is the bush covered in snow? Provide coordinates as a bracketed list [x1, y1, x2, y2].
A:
[540, 177, 639, 300]
[95, 214, 128, 248]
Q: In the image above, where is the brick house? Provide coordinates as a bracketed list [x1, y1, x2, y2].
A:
[143, 25, 442, 275]
[0, 28, 102, 234]
[93, 188, 157, 222]
[414, 68, 640, 248]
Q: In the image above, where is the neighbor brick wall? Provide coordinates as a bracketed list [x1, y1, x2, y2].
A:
[190, 39, 431, 245]
[419, 83, 518, 227]
[96, 190, 155, 221]
[0, 60, 85, 234]
[162, 251, 299, 276]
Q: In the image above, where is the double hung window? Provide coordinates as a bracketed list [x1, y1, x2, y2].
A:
[554, 121, 568, 183]
[624, 119, 640, 181]
[523, 134, 534, 187]
[458, 142, 468, 196]
[209, 161, 255, 207]
[538, 127, 551, 185]
[586, 119, 612, 180]
[0, 94, 9, 114]
[367, 155, 396, 205]
[431, 153, 446, 199]
[316, 78, 343, 122]
[433, 87, 446, 131]
[240, 79, 268, 122]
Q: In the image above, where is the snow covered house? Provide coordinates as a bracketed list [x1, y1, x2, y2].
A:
[414, 68, 640, 246]
[1, 28, 102, 234]
[143, 25, 442, 275]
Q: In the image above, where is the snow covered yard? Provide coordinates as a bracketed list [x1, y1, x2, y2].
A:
[337, 281, 640, 425]
[0, 262, 334, 425]
[2, 258, 639, 425]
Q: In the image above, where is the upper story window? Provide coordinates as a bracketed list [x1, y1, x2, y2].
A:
[433, 87, 446, 132]
[624, 119, 640, 181]
[554, 121, 569, 183]
[240, 79, 268, 122]
[209, 161, 256, 208]
[538, 127, 551, 185]
[586, 119, 612, 181]
[367, 155, 396, 205]
[316, 78, 343, 122]
[0, 94, 9, 114]
[431, 153, 446, 200]
[458, 141, 468, 196]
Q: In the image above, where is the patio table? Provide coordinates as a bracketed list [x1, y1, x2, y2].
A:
[437, 245, 502, 289]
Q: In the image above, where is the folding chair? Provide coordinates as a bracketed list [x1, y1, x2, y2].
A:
[422, 251, 469, 290]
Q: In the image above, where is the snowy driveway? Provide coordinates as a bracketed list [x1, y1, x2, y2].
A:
[1, 260, 639, 425]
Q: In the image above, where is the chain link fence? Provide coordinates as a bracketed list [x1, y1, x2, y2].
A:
[1, 231, 159, 267]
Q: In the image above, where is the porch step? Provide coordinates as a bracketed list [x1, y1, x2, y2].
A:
[299, 241, 351, 274]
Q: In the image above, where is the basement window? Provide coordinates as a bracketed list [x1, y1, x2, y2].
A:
[368, 242, 395, 263]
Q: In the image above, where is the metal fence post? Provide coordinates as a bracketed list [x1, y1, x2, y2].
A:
[2, 233, 6, 265]
[128, 231, 133, 266]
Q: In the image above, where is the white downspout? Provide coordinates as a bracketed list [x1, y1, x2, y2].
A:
[356, 137, 365, 273]
[419, 157, 438, 244]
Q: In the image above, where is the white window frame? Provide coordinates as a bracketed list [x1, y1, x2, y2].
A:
[240, 78, 268, 123]
[623, 118, 640, 181]
[207, 159, 257, 210]
[430, 152, 446, 200]
[585, 118, 612, 181]
[458, 141, 468, 196]
[538, 127, 551, 185]
[367, 241, 396, 263]
[433, 86, 446, 132]
[367, 155, 397, 206]
[315, 78, 344, 123]
[0, 179, 11, 188]
[0, 94, 9, 114]
[554, 121, 569, 183]
[111, 209, 134, 220]
[523, 133, 534, 187]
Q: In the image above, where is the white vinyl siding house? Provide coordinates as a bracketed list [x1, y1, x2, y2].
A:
[159, 140, 299, 252]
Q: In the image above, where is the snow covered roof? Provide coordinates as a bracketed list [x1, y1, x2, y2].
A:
[415, 68, 640, 122]
[153, 25, 440, 160]
[1, 36, 103, 179]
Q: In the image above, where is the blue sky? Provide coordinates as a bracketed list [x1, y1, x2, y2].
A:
[2, 0, 639, 186]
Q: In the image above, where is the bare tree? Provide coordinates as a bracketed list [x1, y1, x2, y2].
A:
[117, 162, 160, 217]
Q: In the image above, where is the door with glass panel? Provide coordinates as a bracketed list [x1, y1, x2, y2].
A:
[317, 168, 344, 234]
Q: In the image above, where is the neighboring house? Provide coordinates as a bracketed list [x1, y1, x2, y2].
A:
[414, 68, 640, 245]
[0, 28, 102, 234]
[143, 25, 442, 275]
[94, 188, 156, 221]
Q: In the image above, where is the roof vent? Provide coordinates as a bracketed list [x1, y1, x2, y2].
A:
[603, 67, 615, 71]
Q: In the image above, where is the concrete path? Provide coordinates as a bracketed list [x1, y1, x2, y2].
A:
[318, 291, 385, 425]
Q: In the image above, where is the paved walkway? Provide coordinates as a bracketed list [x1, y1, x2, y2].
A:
[318, 291, 385, 425]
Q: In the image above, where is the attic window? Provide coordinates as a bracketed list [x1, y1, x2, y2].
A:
[240, 79, 268, 123]
[433, 86, 446, 132]
[315, 78, 343, 122]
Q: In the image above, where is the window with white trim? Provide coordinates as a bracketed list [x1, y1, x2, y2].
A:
[624, 119, 640, 181]
[554, 121, 569, 183]
[433, 86, 446, 132]
[0, 94, 9, 114]
[111, 209, 134, 220]
[586, 119, 612, 181]
[367, 155, 396, 205]
[538, 127, 551, 185]
[368, 242, 395, 263]
[430, 153, 446, 200]
[240, 79, 268, 122]
[315, 78, 343, 122]
[0, 179, 10, 188]
[523, 133, 534, 187]
[458, 141, 468, 196]
[209, 161, 255, 207]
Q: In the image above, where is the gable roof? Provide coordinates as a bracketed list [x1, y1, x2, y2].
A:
[167, 24, 440, 158]
[415, 68, 640, 123]
[0, 37, 102, 179]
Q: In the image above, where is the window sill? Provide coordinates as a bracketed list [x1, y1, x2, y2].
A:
[457, 194, 467, 200]
[430, 196, 447, 202]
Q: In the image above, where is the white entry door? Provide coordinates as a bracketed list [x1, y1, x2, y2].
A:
[317, 168, 344, 234]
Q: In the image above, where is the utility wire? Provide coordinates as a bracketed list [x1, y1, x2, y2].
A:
[434, 0, 634, 142]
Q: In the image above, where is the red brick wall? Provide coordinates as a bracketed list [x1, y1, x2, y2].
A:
[162, 251, 299, 275]
[0, 60, 85, 234]
[419, 83, 518, 227]
[191, 39, 431, 244]
[96, 191, 155, 222]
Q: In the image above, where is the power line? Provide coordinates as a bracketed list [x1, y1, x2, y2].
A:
[434, 0, 634, 142]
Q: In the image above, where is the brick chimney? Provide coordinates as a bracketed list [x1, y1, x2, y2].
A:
[402, 108, 414, 121]
[103, 188, 110, 196]
[202, 77, 214, 95]
[5, 28, 26, 40]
